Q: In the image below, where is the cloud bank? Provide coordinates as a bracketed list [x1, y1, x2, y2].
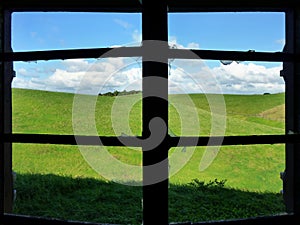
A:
[13, 57, 284, 95]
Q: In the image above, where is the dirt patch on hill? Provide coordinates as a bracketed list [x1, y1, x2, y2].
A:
[258, 104, 285, 122]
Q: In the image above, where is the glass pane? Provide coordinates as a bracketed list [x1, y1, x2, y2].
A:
[168, 59, 285, 136]
[168, 12, 285, 52]
[13, 144, 143, 225]
[12, 12, 141, 51]
[168, 144, 285, 223]
[12, 57, 142, 136]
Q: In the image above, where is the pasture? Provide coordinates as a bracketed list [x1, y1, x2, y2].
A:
[12, 88, 286, 224]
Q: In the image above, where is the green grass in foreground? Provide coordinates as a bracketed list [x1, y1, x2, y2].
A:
[11, 88, 286, 224]
[13, 174, 284, 225]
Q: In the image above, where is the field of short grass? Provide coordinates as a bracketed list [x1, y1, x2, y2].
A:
[12, 88, 286, 224]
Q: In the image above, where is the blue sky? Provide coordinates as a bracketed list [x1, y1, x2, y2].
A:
[11, 12, 285, 94]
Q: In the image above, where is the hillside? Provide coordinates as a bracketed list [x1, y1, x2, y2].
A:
[11, 88, 286, 224]
[12, 88, 285, 191]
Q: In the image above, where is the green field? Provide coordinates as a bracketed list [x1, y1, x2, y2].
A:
[12, 88, 286, 224]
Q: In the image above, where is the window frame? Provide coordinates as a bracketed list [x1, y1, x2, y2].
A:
[1, 1, 300, 225]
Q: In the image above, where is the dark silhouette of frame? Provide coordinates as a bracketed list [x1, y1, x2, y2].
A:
[1, 0, 300, 224]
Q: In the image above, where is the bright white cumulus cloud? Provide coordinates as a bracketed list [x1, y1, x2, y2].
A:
[12, 57, 142, 94]
[12, 58, 284, 95]
[13, 59, 284, 95]
[168, 59, 284, 94]
[211, 62, 284, 94]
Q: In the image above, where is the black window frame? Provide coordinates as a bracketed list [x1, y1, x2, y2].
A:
[1, 1, 300, 225]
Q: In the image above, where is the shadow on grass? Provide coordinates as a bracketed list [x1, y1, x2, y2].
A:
[13, 174, 285, 225]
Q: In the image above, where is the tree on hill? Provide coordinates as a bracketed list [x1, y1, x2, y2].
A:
[98, 90, 141, 96]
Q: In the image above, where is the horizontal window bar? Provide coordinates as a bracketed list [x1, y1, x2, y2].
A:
[172, 213, 295, 225]
[3, 0, 295, 12]
[3, 47, 141, 62]
[172, 49, 296, 62]
[3, 0, 142, 12]
[171, 134, 300, 147]
[4, 133, 300, 146]
[3, 48, 296, 62]
[167, 0, 295, 12]
[4, 213, 296, 225]
[4, 213, 105, 225]
[4, 134, 142, 147]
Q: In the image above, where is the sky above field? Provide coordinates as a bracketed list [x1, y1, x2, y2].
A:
[11, 12, 286, 94]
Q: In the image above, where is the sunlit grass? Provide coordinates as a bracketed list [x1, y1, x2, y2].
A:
[12, 88, 286, 224]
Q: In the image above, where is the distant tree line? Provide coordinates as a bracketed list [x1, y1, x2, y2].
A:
[98, 90, 141, 97]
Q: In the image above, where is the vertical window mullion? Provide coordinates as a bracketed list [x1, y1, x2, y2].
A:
[142, 1, 169, 224]
[283, 7, 300, 215]
[0, 9, 13, 217]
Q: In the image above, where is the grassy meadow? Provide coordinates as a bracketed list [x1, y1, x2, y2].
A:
[12, 88, 286, 224]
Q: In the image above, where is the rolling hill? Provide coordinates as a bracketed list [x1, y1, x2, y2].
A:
[11, 88, 286, 224]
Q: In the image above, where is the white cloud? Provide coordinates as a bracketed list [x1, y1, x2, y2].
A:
[169, 64, 219, 94]
[17, 68, 29, 76]
[132, 29, 142, 44]
[187, 42, 200, 49]
[168, 61, 284, 94]
[114, 19, 132, 29]
[12, 76, 47, 90]
[47, 58, 135, 94]
[62, 59, 90, 72]
[131, 31, 200, 49]
[13, 58, 142, 94]
[212, 62, 284, 93]
[169, 36, 200, 49]
[275, 39, 285, 46]
[169, 36, 185, 49]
